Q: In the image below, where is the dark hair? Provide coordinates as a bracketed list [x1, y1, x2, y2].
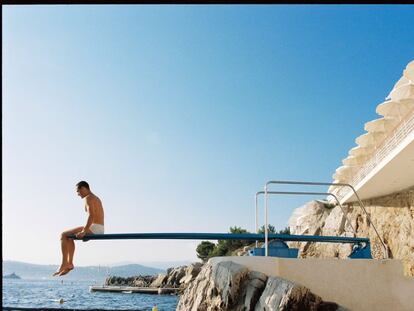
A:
[76, 181, 90, 190]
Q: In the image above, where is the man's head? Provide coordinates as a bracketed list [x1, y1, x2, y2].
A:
[76, 181, 90, 198]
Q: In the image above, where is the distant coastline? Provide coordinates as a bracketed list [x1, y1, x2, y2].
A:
[2, 260, 165, 281]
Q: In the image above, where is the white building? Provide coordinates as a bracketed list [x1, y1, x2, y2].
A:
[329, 60, 414, 203]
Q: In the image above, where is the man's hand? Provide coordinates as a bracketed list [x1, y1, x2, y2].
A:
[76, 231, 86, 239]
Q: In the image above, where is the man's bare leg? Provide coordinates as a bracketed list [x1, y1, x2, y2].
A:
[67, 227, 92, 271]
[54, 226, 84, 276]
[52, 235, 69, 276]
[67, 239, 75, 270]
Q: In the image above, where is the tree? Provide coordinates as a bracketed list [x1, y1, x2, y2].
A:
[258, 224, 276, 234]
[210, 240, 229, 257]
[196, 241, 216, 262]
[195, 225, 281, 259]
[258, 225, 290, 235]
[278, 227, 290, 235]
[195, 226, 252, 259]
[227, 226, 251, 250]
[211, 226, 252, 257]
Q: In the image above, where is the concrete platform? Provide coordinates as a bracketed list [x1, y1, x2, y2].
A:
[89, 286, 179, 295]
[211, 256, 414, 311]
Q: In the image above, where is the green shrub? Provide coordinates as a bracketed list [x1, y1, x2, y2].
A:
[196, 241, 216, 262]
[195, 224, 290, 260]
[258, 224, 276, 234]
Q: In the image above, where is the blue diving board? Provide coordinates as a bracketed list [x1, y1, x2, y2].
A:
[68, 232, 372, 259]
[68, 232, 369, 244]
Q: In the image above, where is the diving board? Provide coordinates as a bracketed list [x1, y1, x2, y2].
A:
[68, 232, 369, 244]
[68, 232, 372, 259]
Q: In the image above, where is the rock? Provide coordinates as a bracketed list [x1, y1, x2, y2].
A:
[103, 263, 203, 292]
[104, 276, 113, 286]
[150, 273, 168, 288]
[180, 262, 203, 285]
[132, 278, 147, 287]
[288, 201, 353, 259]
[177, 260, 249, 310]
[255, 276, 326, 311]
[234, 245, 256, 256]
[165, 265, 187, 288]
[288, 186, 414, 276]
[104, 275, 156, 287]
[288, 200, 332, 237]
[243, 271, 268, 310]
[288, 200, 333, 258]
[347, 187, 414, 275]
[177, 259, 339, 311]
[3, 273, 21, 279]
[212, 261, 249, 307]
[148, 262, 203, 290]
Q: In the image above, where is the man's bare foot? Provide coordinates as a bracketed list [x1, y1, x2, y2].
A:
[52, 266, 65, 276]
[52, 270, 61, 277]
[58, 264, 74, 276]
[58, 268, 71, 276]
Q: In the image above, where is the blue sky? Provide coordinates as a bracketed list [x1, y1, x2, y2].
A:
[3, 5, 414, 266]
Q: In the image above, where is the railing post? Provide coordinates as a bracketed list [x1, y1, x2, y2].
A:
[255, 193, 259, 248]
[264, 184, 269, 256]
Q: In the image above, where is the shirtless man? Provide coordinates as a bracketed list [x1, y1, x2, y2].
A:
[53, 181, 105, 276]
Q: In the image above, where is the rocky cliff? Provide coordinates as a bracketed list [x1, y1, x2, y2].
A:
[177, 259, 343, 311]
[288, 186, 414, 276]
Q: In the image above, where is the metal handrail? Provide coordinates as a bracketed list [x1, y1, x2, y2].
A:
[263, 180, 388, 258]
[254, 190, 356, 247]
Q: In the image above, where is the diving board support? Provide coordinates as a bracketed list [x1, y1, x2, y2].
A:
[263, 180, 387, 258]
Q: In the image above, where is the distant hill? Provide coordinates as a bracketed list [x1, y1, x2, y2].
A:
[110, 260, 193, 270]
[2, 260, 165, 282]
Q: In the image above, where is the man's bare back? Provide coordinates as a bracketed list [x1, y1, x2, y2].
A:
[84, 193, 104, 226]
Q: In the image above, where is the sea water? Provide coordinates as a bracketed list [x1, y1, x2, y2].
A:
[2, 278, 179, 311]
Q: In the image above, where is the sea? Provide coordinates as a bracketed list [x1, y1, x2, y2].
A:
[2, 278, 179, 311]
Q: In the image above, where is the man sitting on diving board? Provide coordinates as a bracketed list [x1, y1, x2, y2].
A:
[53, 181, 105, 276]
